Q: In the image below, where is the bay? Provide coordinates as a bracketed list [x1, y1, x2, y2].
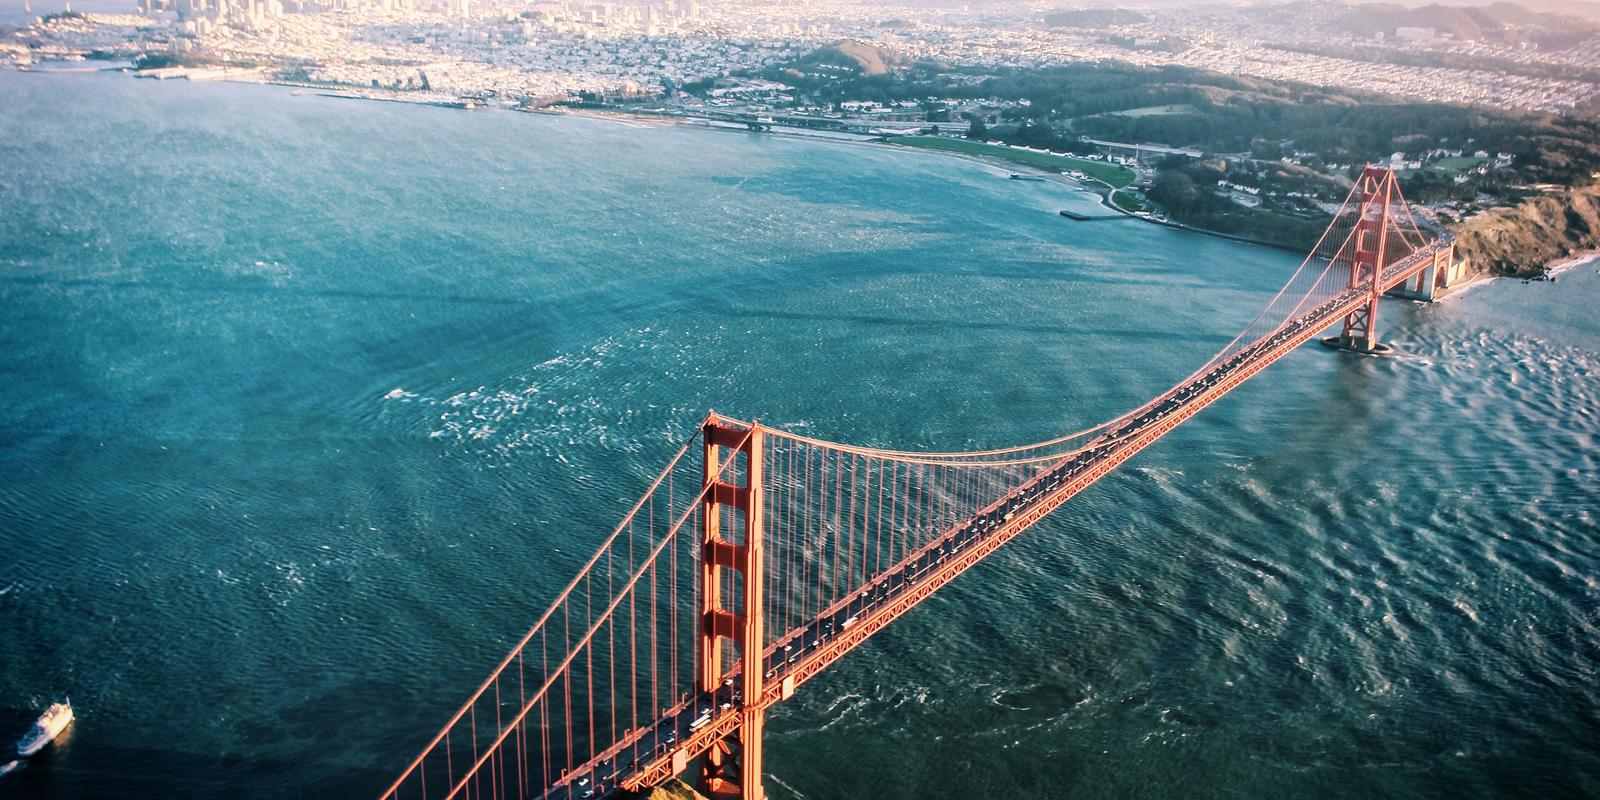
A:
[0, 70, 1596, 799]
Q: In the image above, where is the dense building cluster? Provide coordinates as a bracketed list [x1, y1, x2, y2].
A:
[4, 1, 1598, 114]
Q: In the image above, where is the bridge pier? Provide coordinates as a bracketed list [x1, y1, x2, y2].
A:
[1386, 241, 1457, 302]
[1321, 287, 1393, 354]
[694, 417, 767, 800]
[1321, 332, 1395, 355]
[1387, 254, 1438, 301]
[1321, 292, 1395, 355]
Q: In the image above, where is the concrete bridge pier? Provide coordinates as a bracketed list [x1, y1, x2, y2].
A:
[1388, 254, 1439, 301]
[1320, 291, 1395, 355]
[1387, 243, 1456, 302]
[1321, 331, 1396, 355]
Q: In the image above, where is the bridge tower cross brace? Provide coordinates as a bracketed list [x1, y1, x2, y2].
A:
[1338, 166, 1395, 352]
[697, 416, 766, 800]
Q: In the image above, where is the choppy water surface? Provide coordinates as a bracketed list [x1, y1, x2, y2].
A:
[0, 71, 1595, 799]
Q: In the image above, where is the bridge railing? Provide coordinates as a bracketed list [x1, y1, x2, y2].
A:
[756, 433, 1055, 648]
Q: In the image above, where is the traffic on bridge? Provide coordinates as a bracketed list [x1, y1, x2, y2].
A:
[379, 167, 1454, 800]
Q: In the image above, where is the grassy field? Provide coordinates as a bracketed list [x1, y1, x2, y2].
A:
[1110, 190, 1151, 214]
[1400, 155, 1486, 179]
[887, 136, 1136, 187]
[1098, 103, 1197, 118]
[1428, 155, 1487, 173]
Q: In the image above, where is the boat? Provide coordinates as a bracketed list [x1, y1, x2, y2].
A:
[15, 700, 72, 757]
[0, 759, 22, 778]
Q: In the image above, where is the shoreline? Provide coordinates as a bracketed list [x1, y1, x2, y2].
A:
[0, 64, 1395, 254]
[7, 64, 1590, 280]
[1546, 249, 1600, 277]
[1435, 250, 1597, 302]
[561, 99, 1165, 224]
[1130, 216, 1307, 252]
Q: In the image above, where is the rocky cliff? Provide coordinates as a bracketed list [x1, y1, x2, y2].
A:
[621, 779, 709, 800]
[1450, 183, 1600, 277]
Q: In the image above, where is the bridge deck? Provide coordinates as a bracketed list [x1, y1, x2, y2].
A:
[540, 244, 1448, 800]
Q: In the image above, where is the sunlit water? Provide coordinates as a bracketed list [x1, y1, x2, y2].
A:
[1, 70, 1596, 799]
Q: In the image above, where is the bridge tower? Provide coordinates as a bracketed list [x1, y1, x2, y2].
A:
[696, 416, 767, 800]
[1326, 166, 1397, 355]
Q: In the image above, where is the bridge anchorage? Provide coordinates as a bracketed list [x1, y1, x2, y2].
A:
[378, 166, 1456, 800]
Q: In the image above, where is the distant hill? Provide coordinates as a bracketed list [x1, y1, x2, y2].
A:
[1044, 8, 1148, 28]
[798, 41, 903, 76]
[1333, 1, 1598, 46]
[1384, 0, 1600, 21]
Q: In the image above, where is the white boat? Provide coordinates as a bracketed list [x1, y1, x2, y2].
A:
[0, 758, 22, 777]
[15, 700, 72, 757]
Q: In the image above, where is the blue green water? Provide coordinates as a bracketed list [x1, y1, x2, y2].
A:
[1, 70, 1596, 799]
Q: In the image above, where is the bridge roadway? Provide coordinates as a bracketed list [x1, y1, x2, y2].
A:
[542, 242, 1449, 800]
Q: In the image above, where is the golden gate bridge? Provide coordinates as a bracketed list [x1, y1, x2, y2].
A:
[378, 166, 1457, 800]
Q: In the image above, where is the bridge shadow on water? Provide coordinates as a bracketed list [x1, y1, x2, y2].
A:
[703, 302, 1237, 345]
[0, 702, 397, 800]
[0, 246, 1236, 325]
[776, 251, 1229, 292]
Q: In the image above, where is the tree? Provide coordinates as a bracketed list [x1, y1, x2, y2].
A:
[1148, 170, 1200, 214]
[966, 116, 987, 140]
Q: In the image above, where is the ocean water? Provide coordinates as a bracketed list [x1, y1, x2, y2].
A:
[0, 70, 1596, 799]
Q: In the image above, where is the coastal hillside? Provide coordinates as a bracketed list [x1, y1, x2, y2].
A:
[624, 779, 709, 800]
[1451, 184, 1600, 277]
[1331, 2, 1596, 47]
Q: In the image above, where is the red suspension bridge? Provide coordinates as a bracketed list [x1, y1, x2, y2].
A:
[379, 167, 1457, 800]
